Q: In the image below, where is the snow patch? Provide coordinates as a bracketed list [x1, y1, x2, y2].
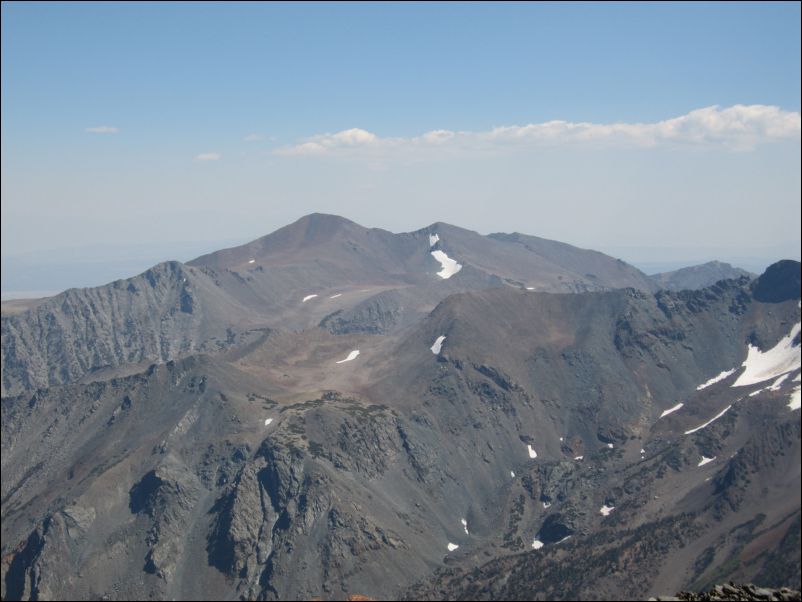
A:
[732, 323, 801, 387]
[447, 542, 459, 552]
[527, 444, 537, 459]
[659, 403, 684, 418]
[461, 518, 469, 535]
[510, 470, 516, 478]
[600, 505, 614, 516]
[793, 372, 801, 383]
[542, 501, 551, 509]
[248, 259, 255, 264]
[789, 386, 801, 411]
[264, 418, 273, 426]
[431, 250, 462, 279]
[526, 287, 535, 291]
[698, 456, 716, 467]
[640, 449, 645, 454]
[696, 369, 736, 390]
[430, 335, 446, 355]
[574, 455, 584, 461]
[329, 293, 342, 299]
[749, 373, 793, 398]
[559, 437, 563, 442]
[302, 294, 318, 303]
[336, 350, 360, 364]
[769, 373, 790, 390]
[429, 233, 440, 247]
[532, 539, 544, 550]
[684, 404, 733, 435]
[607, 443, 614, 449]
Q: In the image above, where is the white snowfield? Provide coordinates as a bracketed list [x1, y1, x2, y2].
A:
[684, 404, 733, 435]
[430, 335, 446, 354]
[659, 403, 684, 418]
[264, 418, 273, 426]
[527, 444, 537, 459]
[461, 518, 469, 535]
[431, 250, 463, 279]
[697, 369, 736, 390]
[769, 373, 790, 390]
[789, 386, 801, 411]
[698, 456, 716, 467]
[607, 443, 614, 449]
[335, 350, 360, 364]
[248, 259, 255, 264]
[574, 455, 584, 460]
[751, 373, 793, 398]
[302, 294, 318, 303]
[429, 233, 440, 246]
[600, 505, 614, 516]
[510, 470, 516, 478]
[732, 322, 801, 387]
[447, 542, 459, 552]
[532, 539, 544, 550]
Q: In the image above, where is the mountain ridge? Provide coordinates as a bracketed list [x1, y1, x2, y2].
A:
[2, 214, 658, 397]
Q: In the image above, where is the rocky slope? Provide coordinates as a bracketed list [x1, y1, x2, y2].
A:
[1, 216, 799, 602]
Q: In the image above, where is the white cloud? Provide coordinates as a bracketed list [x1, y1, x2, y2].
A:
[275, 127, 380, 156]
[274, 105, 801, 158]
[195, 152, 221, 161]
[244, 133, 264, 141]
[85, 126, 119, 134]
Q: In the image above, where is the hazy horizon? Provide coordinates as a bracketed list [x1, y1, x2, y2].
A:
[1, 210, 796, 299]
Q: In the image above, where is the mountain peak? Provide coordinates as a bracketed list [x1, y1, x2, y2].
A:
[650, 260, 755, 292]
[275, 213, 361, 243]
[292, 212, 358, 228]
[259, 212, 367, 250]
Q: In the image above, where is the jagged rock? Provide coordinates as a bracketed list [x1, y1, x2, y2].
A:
[650, 582, 802, 601]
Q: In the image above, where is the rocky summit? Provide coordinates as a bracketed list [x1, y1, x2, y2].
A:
[1, 215, 800, 602]
[651, 582, 801, 601]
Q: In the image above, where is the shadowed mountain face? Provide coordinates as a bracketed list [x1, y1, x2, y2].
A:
[1, 215, 799, 602]
[752, 259, 802, 303]
[650, 261, 755, 292]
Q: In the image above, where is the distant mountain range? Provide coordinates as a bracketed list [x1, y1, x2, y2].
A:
[650, 260, 755, 291]
[2, 215, 799, 601]
[1, 213, 658, 397]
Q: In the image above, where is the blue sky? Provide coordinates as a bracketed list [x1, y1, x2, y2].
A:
[1, 2, 800, 291]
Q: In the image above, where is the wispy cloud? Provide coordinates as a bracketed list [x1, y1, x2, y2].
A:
[85, 126, 119, 134]
[274, 105, 801, 158]
[244, 133, 264, 142]
[195, 152, 221, 161]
